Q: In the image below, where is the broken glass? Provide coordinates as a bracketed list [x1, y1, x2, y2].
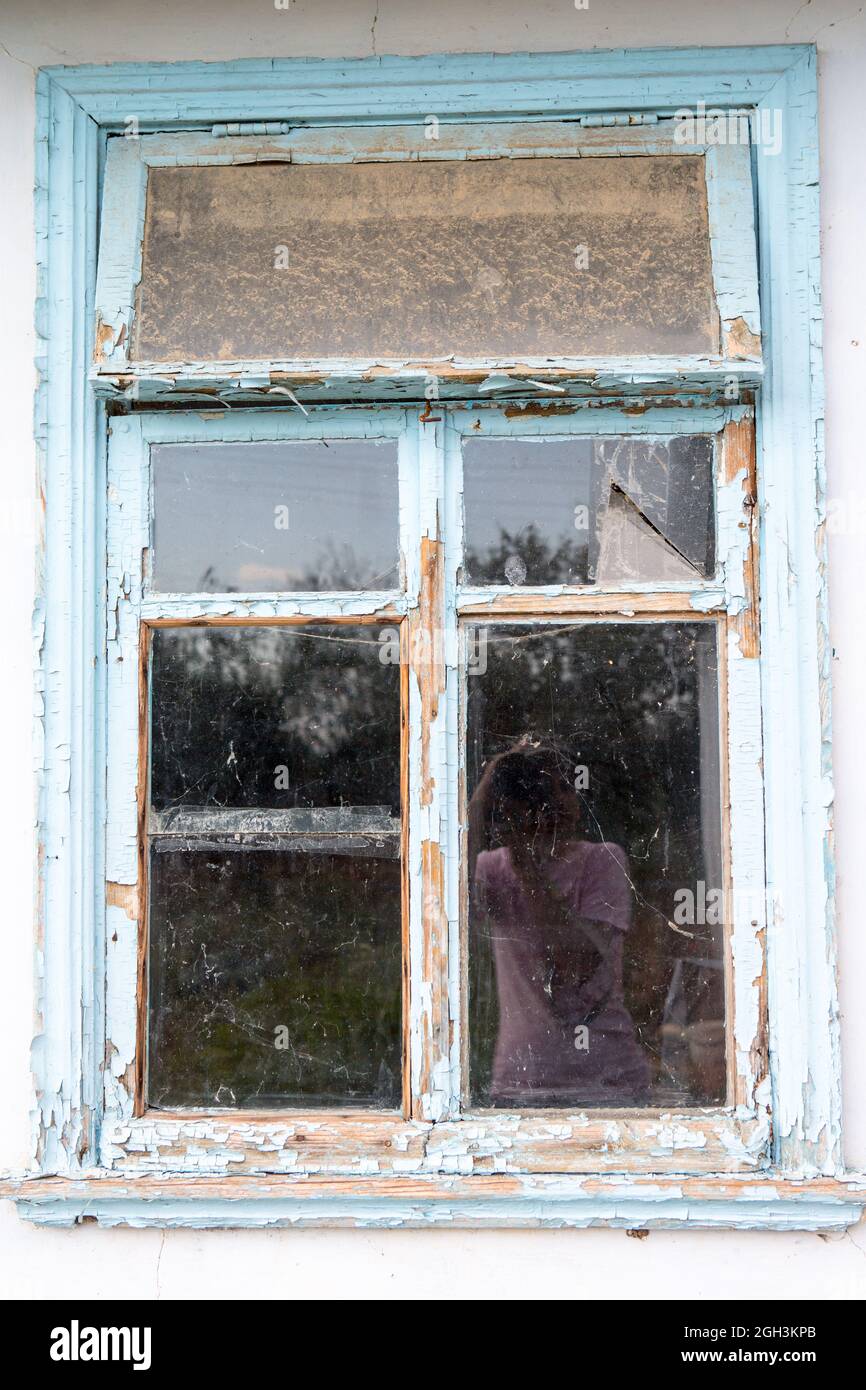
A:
[462, 434, 715, 586]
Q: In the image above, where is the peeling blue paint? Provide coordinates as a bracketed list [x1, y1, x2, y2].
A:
[21, 43, 855, 1227]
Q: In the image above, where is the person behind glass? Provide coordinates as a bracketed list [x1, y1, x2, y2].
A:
[469, 743, 651, 1106]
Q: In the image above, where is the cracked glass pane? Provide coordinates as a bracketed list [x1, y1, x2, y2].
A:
[147, 624, 402, 1109]
[462, 435, 715, 586]
[466, 621, 725, 1109]
[134, 156, 718, 361]
[151, 439, 400, 593]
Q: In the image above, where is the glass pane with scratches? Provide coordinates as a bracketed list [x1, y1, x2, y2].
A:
[148, 847, 402, 1108]
[462, 435, 715, 587]
[147, 624, 402, 1109]
[151, 439, 400, 593]
[134, 156, 718, 362]
[150, 625, 401, 814]
[466, 621, 725, 1108]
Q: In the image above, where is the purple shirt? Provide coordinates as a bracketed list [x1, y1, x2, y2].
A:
[474, 840, 651, 1105]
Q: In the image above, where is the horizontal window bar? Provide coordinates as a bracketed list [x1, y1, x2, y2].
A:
[457, 586, 728, 615]
[149, 805, 399, 836]
[149, 835, 400, 859]
[141, 594, 406, 623]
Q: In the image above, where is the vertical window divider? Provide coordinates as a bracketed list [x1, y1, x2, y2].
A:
[407, 411, 452, 1122]
[443, 412, 468, 1113]
[397, 410, 418, 1120]
[133, 620, 151, 1119]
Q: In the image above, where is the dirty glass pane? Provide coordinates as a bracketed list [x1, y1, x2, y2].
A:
[466, 622, 724, 1108]
[148, 848, 402, 1108]
[151, 440, 399, 592]
[150, 625, 400, 814]
[462, 435, 714, 586]
[134, 157, 718, 362]
[147, 623, 403, 1109]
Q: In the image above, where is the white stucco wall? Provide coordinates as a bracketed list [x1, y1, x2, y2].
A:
[1, 0, 864, 1300]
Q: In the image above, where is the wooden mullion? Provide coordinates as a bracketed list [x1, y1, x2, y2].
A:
[400, 619, 412, 1118]
[133, 623, 151, 1118]
[408, 416, 452, 1122]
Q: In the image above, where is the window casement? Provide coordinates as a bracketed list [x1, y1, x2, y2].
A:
[103, 400, 764, 1176]
[12, 45, 865, 1230]
[92, 119, 762, 402]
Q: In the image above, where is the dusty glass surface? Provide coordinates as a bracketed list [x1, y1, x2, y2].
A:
[148, 848, 402, 1108]
[150, 625, 400, 814]
[134, 157, 718, 362]
[462, 435, 715, 587]
[151, 440, 399, 592]
[466, 622, 724, 1108]
[147, 624, 402, 1109]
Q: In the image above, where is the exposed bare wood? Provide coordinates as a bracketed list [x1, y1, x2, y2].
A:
[6, 1170, 862, 1206]
[106, 882, 137, 921]
[133, 623, 150, 1118]
[418, 839, 450, 1122]
[144, 607, 402, 628]
[416, 535, 445, 808]
[400, 620, 411, 1119]
[723, 316, 763, 361]
[723, 414, 760, 658]
[101, 1107, 769, 1176]
[458, 591, 724, 617]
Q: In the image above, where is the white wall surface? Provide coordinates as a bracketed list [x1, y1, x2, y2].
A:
[1, 0, 864, 1300]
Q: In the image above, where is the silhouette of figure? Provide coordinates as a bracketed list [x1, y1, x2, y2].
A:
[469, 744, 651, 1106]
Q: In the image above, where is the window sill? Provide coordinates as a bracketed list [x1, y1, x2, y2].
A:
[4, 1172, 865, 1231]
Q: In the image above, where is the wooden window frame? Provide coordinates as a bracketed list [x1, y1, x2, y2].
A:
[8, 43, 865, 1231]
[104, 406, 417, 1148]
[102, 401, 765, 1181]
[91, 119, 762, 401]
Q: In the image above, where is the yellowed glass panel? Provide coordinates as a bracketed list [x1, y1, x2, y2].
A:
[134, 156, 719, 362]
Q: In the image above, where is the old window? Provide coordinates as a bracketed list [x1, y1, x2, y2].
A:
[104, 374, 765, 1177]
[20, 47, 861, 1231]
[94, 121, 760, 389]
[100, 126, 763, 1159]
